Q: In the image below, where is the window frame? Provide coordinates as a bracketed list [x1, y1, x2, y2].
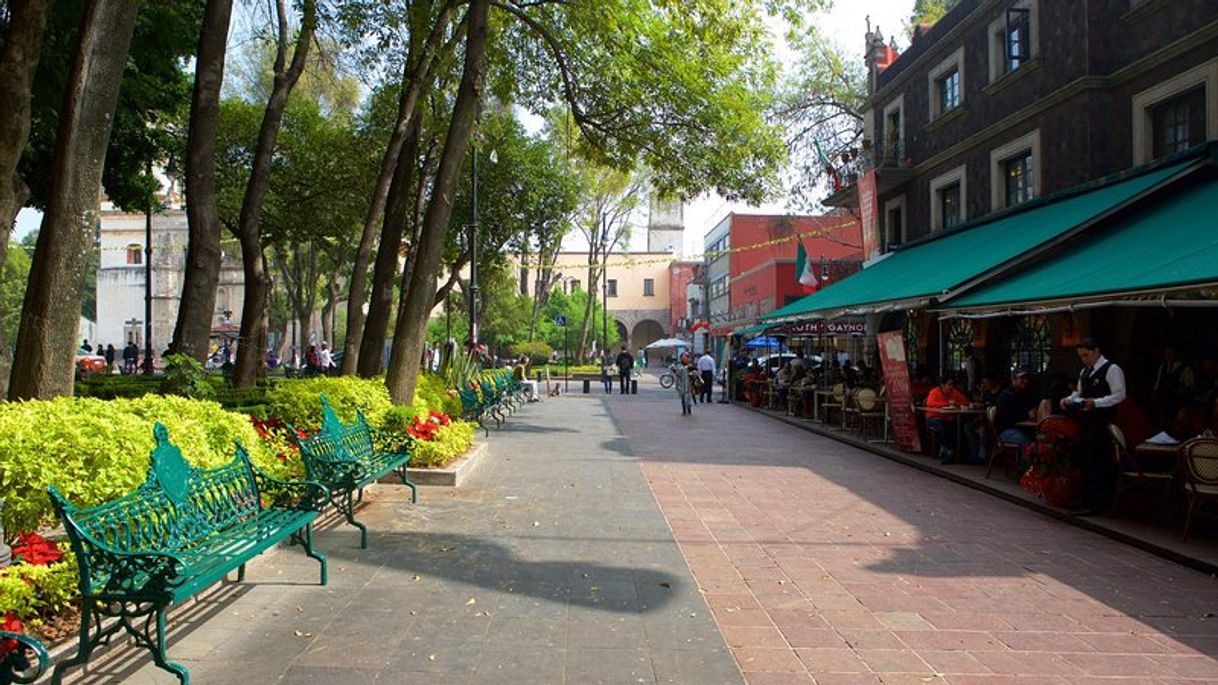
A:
[1131, 58, 1218, 164]
[989, 129, 1042, 210]
[643, 278, 655, 297]
[126, 243, 143, 266]
[881, 95, 905, 165]
[987, 1, 1039, 83]
[883, 195, 906, 249]
[929, 165, 967, 232]
[606, 279, 618, 298]
[927, 47, 965, 122]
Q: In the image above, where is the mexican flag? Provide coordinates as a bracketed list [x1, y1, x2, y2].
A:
[796, 240, 817, 294]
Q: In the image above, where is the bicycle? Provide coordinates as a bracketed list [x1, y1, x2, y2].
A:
[659, 371, 675, 389]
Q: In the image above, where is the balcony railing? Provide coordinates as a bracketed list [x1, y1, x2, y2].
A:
[828, 139, 910, 195]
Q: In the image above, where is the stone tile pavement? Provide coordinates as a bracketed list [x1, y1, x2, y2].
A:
[612, 379, 1218, 685]
[58, 392, 740, 684]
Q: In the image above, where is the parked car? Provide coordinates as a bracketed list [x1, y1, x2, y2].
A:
[75, 353, 108, 379]
[754, 353, 822, 374]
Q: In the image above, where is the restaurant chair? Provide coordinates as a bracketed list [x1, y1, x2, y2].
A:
[1108, 423, 1175, 518]
[854, 387, 887, 440]
[821, 382, 845, 426]
[985, 406, 1023, 479]
[1181, 438, 1218, 542]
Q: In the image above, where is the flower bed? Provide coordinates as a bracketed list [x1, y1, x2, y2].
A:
[1, 533, 78, 647]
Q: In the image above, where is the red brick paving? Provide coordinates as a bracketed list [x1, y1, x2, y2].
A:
[608, 390, 1218, 684]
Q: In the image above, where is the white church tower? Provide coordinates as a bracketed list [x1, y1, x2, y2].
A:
[647, 195, 684, 255]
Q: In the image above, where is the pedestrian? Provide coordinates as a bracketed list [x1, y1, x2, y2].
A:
[615, 345, 634, 395]
[305, 345, 319, 373]
[318, 342, 334, 373]
[1059, 338, 1126, 515]
[80, 339, 93, 354]
[122, 341, 139, 374]
[686, 354, 703, 404]
[600, 353, 613, 394]
[104, 344, 116, 369]
[693, 349, 712, 401]
[672, 352, 694, 415]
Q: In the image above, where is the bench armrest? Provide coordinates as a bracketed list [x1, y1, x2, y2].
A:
[251, 468, 330, 511]
[79, 546, 185, 600]
[0, 631, 49, 685]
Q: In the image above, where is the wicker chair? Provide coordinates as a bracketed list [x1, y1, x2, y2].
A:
[1182, 438, 1218, 542]
[1109, 423, 1175, 518]
[854, 387, 888, 440]
[821, 383, 846, 426]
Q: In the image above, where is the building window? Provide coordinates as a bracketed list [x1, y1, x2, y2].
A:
[126, 244, 142, 265]
[988, 1, 1039, 83]
[883, 196, 906, 249]
[990, 129, 1041, 210]
[1003, 151, 1034, 206]
[606, 279, 618, 297]
[945, 319, 975, 380]
[1151, 87, 1206, 159]
[939, 184, 962, 229]
[881, 95, 905, 166]
[568, 278, 580, 293]
[928, 48, 964, 122]
[1132, 59, 1218, 164]
[929, 165, 967, 232]
[643, 278, 655, 296]
[1010, 315, 1052, 373]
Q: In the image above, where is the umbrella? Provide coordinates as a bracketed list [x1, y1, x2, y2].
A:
[645, 338, 691, 349]
[744, 336, 787, 350]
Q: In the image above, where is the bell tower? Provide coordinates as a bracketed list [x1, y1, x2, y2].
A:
[647, 195, 684, 254]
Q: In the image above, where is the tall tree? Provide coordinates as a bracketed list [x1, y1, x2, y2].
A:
[171, 0, 235, 361]
[9, 0, 141, 399]
[340, 0, 462, 374]
[231, 0, 317, 388]
[0, 0, 54, 394]
[385, 0, 491, 404]
[573, 168, 642, 360]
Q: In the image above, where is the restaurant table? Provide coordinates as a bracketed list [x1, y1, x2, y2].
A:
[812, 388, 836, 423]
[914, 406, 985, 460]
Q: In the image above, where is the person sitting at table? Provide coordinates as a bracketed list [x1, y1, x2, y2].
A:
[774, 361, 795, 404]
[994, 366, 1040, 454]
[742, 362, 765, 407]
[926, 375, 972, 464]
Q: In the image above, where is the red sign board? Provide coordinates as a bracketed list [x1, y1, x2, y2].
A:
[859, 169, 881, 262]
[877, 330, 922, 453]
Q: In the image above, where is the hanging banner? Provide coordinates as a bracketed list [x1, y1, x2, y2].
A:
[877, 330, 922, 453]
[859, 169, 881, 262]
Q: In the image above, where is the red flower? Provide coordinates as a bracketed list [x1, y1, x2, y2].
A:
[12, 532, 62, 566]
[0, 613, 23, 657]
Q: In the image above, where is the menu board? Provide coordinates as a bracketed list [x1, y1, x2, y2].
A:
[877, 331, 922, 453]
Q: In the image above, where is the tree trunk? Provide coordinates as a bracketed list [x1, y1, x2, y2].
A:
[386, 0, 490, 405]
[321, 272, 338, 349]
[0, 1, 54, 395]
[357, 118, 420, 377]
[231, 0, 316, 388]
[341, 0, 459, 375]
[9, 0, 140, 400]
[171, 0, 234, 361]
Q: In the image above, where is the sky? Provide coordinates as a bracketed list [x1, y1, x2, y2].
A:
[13, 1, 916, 249]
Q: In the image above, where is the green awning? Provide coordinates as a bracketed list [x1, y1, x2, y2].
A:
[761, 160, 1194, 322]
[942, 173, 1218, 310]
[733, 323, 768, 337]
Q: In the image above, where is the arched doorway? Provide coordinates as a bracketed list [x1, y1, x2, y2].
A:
[614, 320, 629, 347]
[632, 319, 666, 366]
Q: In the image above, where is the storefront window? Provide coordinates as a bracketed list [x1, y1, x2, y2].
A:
[944, 319, 975, 376]
[1010, 315, 1052, 373]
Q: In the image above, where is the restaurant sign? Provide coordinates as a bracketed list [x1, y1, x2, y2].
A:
[877, 330, 922, 453]
[778, 320, 866, 336]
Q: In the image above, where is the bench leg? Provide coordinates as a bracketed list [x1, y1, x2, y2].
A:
[302, 524, 328, 585]
[52, 601, 116, 684]
[397, 466, 418, 504]
[237, 563, 246, 582]
[335, 490, 369, 549]
[148, 609, 190, 684]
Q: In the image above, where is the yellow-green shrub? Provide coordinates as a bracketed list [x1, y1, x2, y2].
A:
[0, 551, 79, 622]
[0, 396, 279, 534]
[411, 420, 476, 468]
[265, 376, 392, 430]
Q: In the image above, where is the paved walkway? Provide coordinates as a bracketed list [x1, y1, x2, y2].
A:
[611, 380, 1218, 684]
[67, 393, 739, 684]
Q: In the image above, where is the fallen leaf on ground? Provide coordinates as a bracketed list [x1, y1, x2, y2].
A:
[465, 598, 477, 606]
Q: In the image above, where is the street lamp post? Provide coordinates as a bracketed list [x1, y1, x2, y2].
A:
[143, 160, 154, 375]
[468, 148, 479, 347]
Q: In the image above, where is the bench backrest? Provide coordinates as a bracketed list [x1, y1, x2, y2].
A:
[49, 423, 261, 594]
[293, 395, 376, 474]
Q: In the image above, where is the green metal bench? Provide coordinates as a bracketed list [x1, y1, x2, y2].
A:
[49, 423, 328, 685]
[459, 386, 492, 436]
[291, 395, 416, 549]
[0, 631, 49, 685]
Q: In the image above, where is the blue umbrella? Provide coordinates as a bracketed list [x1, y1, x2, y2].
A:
[744, 336, 787, 350]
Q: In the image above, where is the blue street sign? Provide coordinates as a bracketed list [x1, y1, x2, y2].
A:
[555, 314, 568, 326]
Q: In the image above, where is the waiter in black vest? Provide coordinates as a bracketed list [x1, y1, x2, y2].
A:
[1059, 338, 1127, 515]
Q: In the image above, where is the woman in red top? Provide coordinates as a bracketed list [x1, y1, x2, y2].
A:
[926, 375, 971, 463]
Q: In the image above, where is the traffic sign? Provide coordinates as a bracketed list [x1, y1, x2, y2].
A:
[555, 314, 568, 326]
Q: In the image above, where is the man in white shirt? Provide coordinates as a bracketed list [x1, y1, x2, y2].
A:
[696, 351, 716, 404]
[318, 342, 334, 373]
[1059, 338, 1126, 515]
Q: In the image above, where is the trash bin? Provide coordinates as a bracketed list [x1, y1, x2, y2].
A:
[582, 379, 590, 394]
[631, 379, 638, 394]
